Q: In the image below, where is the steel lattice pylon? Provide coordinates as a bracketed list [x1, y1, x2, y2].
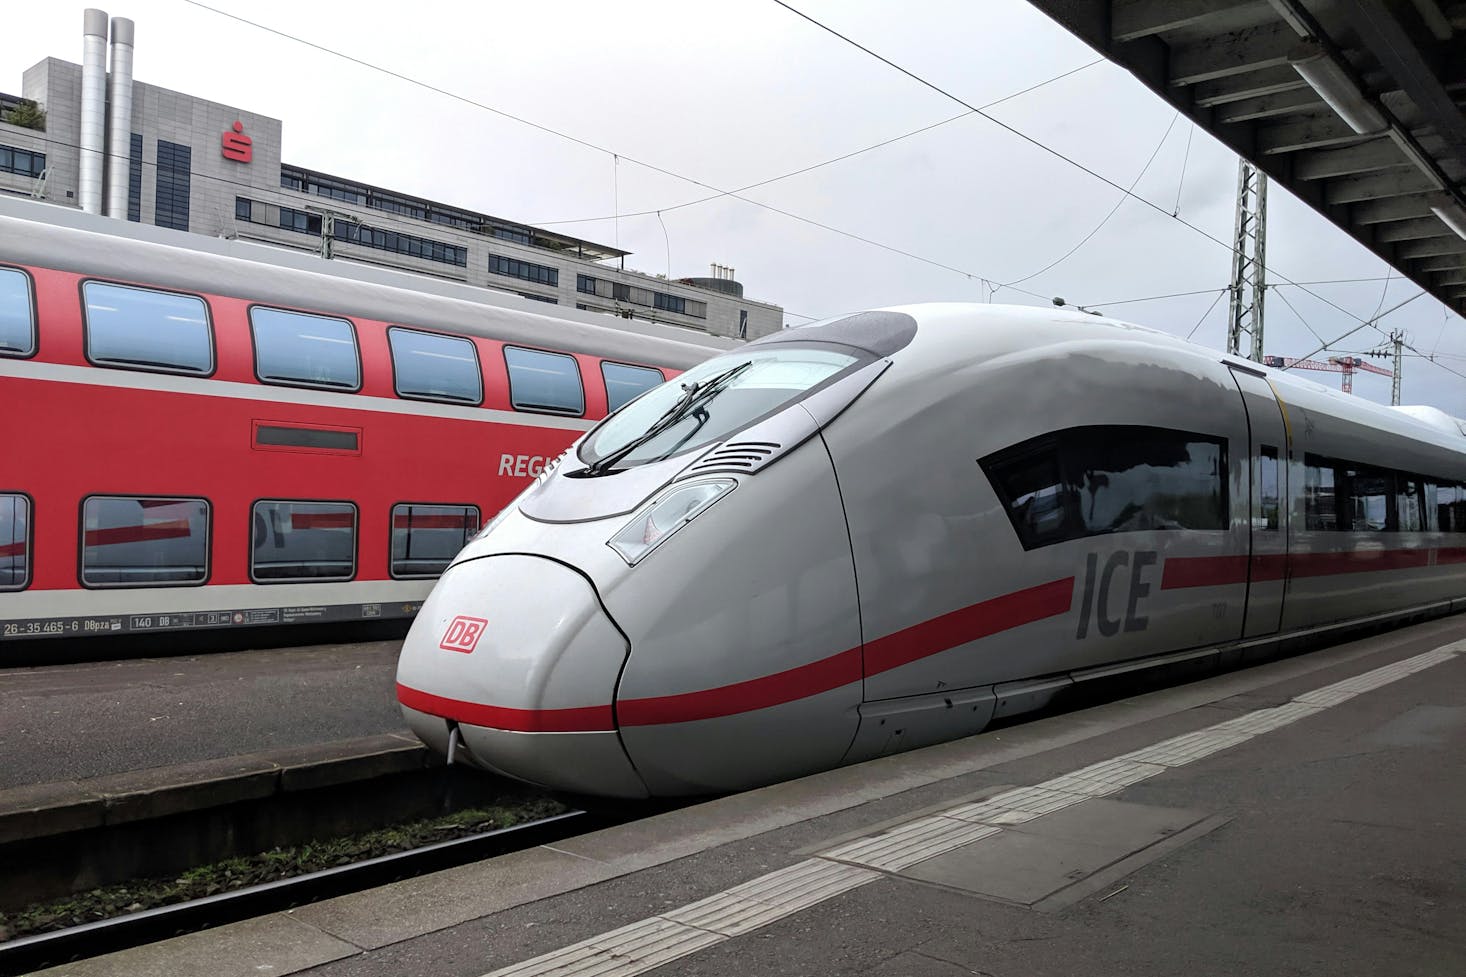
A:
[1227, 160, 1267, 363]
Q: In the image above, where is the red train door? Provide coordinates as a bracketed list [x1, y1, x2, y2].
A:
[1229, 365, 1289, 636]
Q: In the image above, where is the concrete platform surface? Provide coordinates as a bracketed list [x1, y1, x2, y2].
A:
[0, 640, 406, 791]
[29, 616, 1466, 977]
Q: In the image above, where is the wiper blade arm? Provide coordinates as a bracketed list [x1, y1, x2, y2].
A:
[585, 361, 751, 475]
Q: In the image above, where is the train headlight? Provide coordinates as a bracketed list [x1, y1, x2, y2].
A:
[608, 479, 735, 565]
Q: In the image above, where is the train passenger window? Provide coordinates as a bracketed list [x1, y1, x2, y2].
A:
[251, 501, 356, 582]
[390, 504, 480, 578]
[81, 496, 209, 587]
[388, 328, 482, 404]
[601, 362, 665, 413]
[1439, 482, 1466, 532]
[1304, 456, 1338, 531]
[0, 267, 35, 357]
[1423, 482, 1440, 531]
[250, 307, 360, 390]
[1397, 476, 1424, 532]
[1342, 465, 1390, 532]
[981, 425, 1226, 550]
[83, 281, 212, 374]
[0, 494, 29, 591]
[504, 346, 584, 415]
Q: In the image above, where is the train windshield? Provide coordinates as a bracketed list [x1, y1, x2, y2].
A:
[578, 346, 859, 473]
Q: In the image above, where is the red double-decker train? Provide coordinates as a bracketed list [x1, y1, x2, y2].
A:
[0, 197, 724, 648]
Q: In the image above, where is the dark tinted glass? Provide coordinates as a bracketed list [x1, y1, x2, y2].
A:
[83, 281, 212, 373]
[0, 494, 28, 590]
[251, 501, 356, 581]
[154, 139, 191, 231]
[983, 425, 1227, 550]
[1259, 445, 1280, 531]
[251, 308, 359, 389]
[1397, 476, 1424, 532]
[504, 346, 584, 415]
[1344, 466, 1390, 531]
[601, 362, 664, 413]
[0, 267, 34, 356]
[389, 328, 482, 403]
[390, 504, 479, 578]
[81, 496, 209, 586]
[1304, 456, 1338, 530]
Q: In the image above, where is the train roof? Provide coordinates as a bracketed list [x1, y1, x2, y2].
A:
[0, 196, 734, 370]
[875, 302, 1466, 461]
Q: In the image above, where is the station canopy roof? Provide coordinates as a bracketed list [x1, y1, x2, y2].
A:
[1025, 0, 1466, 316]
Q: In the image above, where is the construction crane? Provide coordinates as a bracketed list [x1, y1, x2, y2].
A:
[1262, 354, 1392, 394]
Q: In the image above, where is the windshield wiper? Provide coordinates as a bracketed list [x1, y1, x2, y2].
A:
[584, 361, 751, 475]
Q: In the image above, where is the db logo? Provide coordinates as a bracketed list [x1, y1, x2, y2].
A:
[439, 615, 487, 654]
[221, 121, 253, 163]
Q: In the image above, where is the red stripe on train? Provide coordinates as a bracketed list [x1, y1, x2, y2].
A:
[291, 513, 354, 530]
[861, 577, 1076, 676]
[1162, 548, 1440, 589]
[395, 683, 615, 733]
[617, 648, 864, 726]
[407, 577, 1076, 731]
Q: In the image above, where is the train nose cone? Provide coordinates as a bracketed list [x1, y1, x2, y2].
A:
[395, 554, 647, 798]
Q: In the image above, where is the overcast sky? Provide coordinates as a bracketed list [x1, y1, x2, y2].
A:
[6, 0, 1464, 411]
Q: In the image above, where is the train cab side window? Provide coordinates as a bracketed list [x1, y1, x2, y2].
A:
[251, 501, 357, 582]
[1439, 482, 1466, 532]
[1259, 446, 1280, 531]
[0, 267, 36, 357]
[83, 281, 213, 374]
[601, 362, 665, 413]
[250, 308, 361, 390]
[0, 494, 29, 591]
[81, 496, 209, 587]
[388, 328, 483, 404]
[981, 425, 1227, 550]
[390, 504, 480, 578]
[504, 346, 584, 415]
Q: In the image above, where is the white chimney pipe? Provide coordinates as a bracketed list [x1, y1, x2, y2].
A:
[105, 17, 135, 218]
[79, 8, 109, 215]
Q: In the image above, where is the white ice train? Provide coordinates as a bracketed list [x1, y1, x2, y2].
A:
[395, 304, 1466, 797]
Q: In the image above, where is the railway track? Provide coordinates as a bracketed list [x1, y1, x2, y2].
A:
[0, 809, 600, 976]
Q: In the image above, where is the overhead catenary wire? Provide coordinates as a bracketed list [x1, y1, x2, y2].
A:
[1271, 284, 1330, 348]
[1185, 288, 1228, 341]
[1002, 113, 1179, 287]
[1172, 122, 1194, 217]
[769, 0, 1458, 332]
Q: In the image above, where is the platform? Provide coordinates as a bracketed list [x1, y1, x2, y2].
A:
[33, 613, 1466, 977]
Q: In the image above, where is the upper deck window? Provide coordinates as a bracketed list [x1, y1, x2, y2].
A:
[504, 346, 584, 416]
[251, 307, 360, 390]
[83, 281, 213, 374]
[389, 328, 482, 404]
[601, 362, 665, 413]
[0, 267, 35, 357]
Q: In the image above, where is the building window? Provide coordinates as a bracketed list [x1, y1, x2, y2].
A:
[0, 493, 29, 591]
[235, 197, 252, 222]
[81, 496, 209, 587]
[982, 425, 1227, 550]
[126, 132, 142, 222]
[601, 362, 664, 413]
[516, 291, 558, 305]
[154, 139, 191, 231]
[280, 171, 303, 191]
[504, 346, 584, 415]
[492, 226, 532, 245]
[0, 144, 45, 178]
[0, 266, 35, 357]
[251, 501, 356, 581]
[82, 281, 213, 375]
[277, 206, 321, 235]
[654, 292, 686, 315]
[389, 327, 482, 404]
[577, 274, 597, 295]
[333, 224, 467, 268]
[250, 306, 360, 390]
[390, 504, 480, 578]
[489, 254, 558, 287]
